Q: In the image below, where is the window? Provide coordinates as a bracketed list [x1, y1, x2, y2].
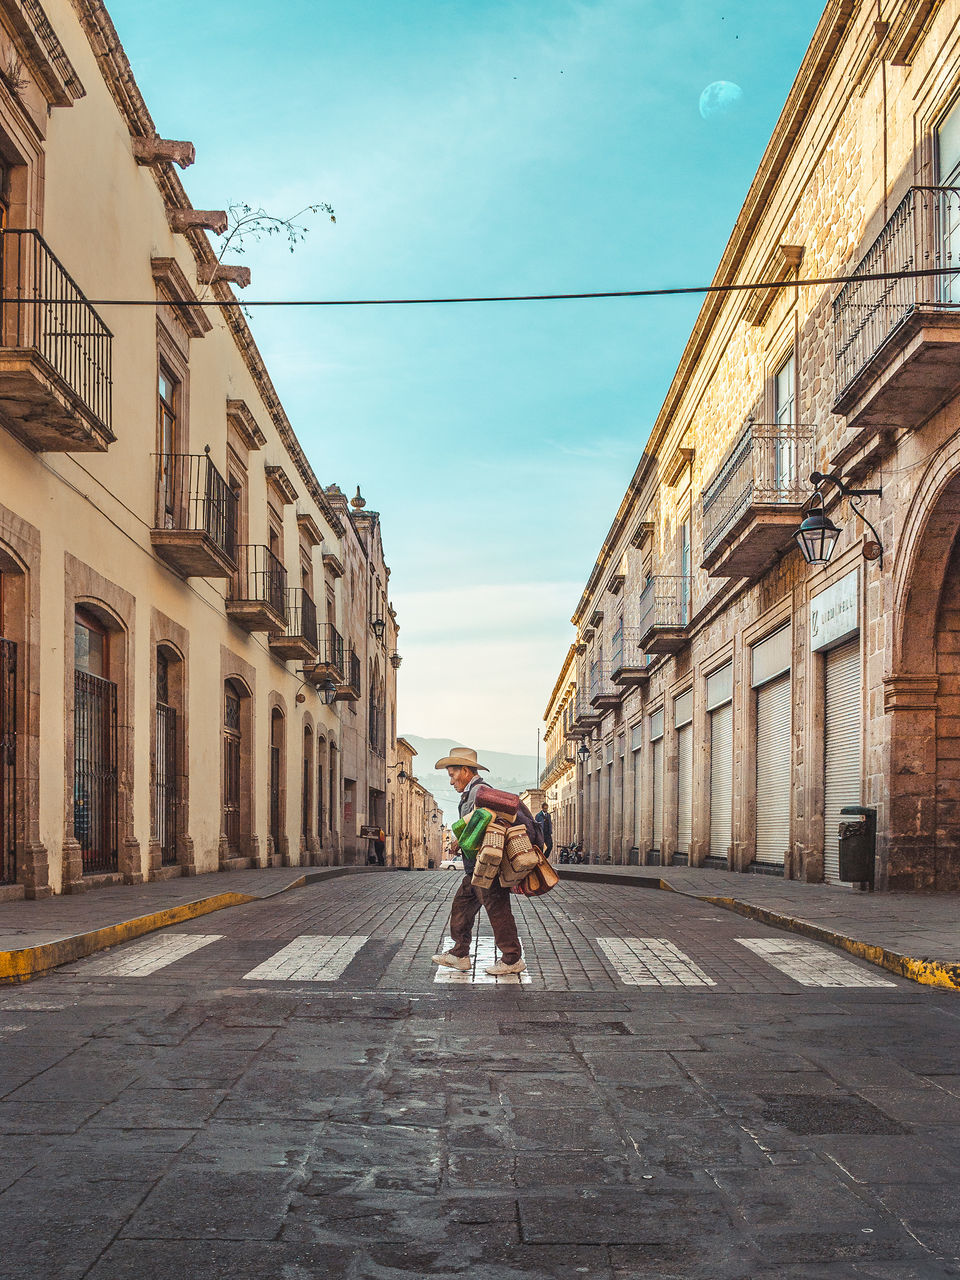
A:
[680, 513, 691, 624]
[774, 352, 797, 489]
[75, 611, 107, 678]
[157, 368, 179, 519]
[74, 610, 117, 873]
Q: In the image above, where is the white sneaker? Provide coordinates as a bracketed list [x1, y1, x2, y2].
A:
[431, 951, 470, 971]
[484, 958, 526, 976]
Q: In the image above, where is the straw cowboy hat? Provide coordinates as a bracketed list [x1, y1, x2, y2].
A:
[434, 747, 489, 772]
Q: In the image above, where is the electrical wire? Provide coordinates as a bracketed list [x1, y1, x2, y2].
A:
[2, 263, 955, 308]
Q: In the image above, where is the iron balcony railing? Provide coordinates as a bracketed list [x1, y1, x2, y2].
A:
[230, 545, 287, 619]
[834, 186, 960, 394]
[590, 661, 618, 703]
[701, 421, 815, 556]
[0, 228, 112, 431]
[540, 744, 575, 788]
[346, 647, 361, 695]
[319, 623, 345, 679]
[637, 574, 692, 637]
[612, 628, 648, 675]
[274, 587, 318, 650]
[155, 452, 238, 560]
[573, 684, 600, 722]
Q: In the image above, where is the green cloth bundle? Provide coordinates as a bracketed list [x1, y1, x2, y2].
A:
[452, 807, 493, 854]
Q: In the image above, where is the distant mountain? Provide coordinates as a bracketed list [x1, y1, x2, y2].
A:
[400, 735, 540, 826]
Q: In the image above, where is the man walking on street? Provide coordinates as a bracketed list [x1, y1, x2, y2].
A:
[535, 802, 553, 860]
[430, 747, 540, 977]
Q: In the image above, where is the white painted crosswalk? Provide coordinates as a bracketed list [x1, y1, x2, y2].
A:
[66, 925, 901, 991]
[433, 936, 531, 985]
[597, 937, 716, 987]
[78, 933, 224, 977]
[242, 934, 369, 982]
[736, 937, 897, 987]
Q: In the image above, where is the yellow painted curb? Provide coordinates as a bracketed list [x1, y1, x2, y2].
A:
[692, 893, 960, 992]
[0, 891, 261, 984]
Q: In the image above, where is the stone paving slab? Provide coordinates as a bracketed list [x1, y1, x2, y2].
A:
[560, 864, 960, 988]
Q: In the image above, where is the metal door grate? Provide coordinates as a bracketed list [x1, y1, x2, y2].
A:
[223, 735, 240, 849]
[0, 638, 16, 884]
[74, 670, 118, 873]
[156, 701, 177, 865]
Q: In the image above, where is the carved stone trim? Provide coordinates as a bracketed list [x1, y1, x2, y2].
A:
[150, 257, 212, 338]
[132, 136, 194, 168]
[296, 510, 324, 547]
[631, 520, 654, 548]
[883, 674, 940, 712]
[225, 398, 265, 450]
[199, 263, 251, 289]
[167, 208, 227, 235]
[663, 446, 694, 487]
[265, 464, 297, 505]
[0, 0, 85, 106]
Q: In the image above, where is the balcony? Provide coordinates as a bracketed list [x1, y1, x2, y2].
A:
[611, 629, 652, 688]
[0, 229, 112, 451]
[589, 662, 620, 710]
[637, 575, 691, 654]
[540, 745, 574, 789]
[226, 545, 287, 633]
[269, 588, 318, 662]
[701, 422, 814, 579]
[151, 452, 237, 578]
[336, 647, 362, 702]
[833, 186, 960, 431]
[570, 684, 602, 733]
[304, 623, 344, 687]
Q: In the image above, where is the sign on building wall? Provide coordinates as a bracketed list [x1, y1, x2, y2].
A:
[810, 568, 859, 653]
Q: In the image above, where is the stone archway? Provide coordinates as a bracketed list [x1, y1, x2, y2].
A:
[887, 455, 960, 889]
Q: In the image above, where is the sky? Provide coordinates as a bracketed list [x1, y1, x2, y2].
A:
[108, 0, 825, 755]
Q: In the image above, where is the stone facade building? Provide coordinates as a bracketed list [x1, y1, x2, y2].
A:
[545, 0, 960, 892]
[0, 0, 400, 897]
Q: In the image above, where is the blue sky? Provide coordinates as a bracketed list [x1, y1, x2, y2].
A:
[109, 0, 825, 754]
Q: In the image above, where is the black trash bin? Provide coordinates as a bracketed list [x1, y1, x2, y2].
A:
[627, 846, 640, 866]
[838, 806, 876, 885]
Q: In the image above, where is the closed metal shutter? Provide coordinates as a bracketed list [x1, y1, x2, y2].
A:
[676, 725, 692, 852]
[756, 673, 791, 864]
[652, 738, 664, 850]
[823, 638, 861, 883]
[709, 701, 733, 858]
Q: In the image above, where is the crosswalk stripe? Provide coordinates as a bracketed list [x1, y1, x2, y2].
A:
[79, 933, 224, 977]
[242, 935, 368, 982]
[736, 937, 896, 987]
[433, 936, 531, 985]
[596, 937, 716, 987]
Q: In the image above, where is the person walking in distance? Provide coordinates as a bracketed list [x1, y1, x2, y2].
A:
[535, 802, 553, 861]
[431, 747, 540, 977]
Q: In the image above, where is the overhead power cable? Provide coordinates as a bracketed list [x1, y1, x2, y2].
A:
[1, 263, 953, 307]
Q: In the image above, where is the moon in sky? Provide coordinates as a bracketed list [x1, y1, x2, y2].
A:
[699, 81, 743, 120]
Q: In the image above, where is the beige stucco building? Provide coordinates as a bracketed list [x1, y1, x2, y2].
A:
[392, 737, 443, 869]
[545, 0, 960, 892]
[0, 0, 400, 897]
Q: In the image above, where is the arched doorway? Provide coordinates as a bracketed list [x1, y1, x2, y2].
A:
[302, 723, 315, 863]
[221, 678, 253, 867]
[152, 644, 184, 873]
[269, 706, 286, 865]
[889, 465, 960, 890]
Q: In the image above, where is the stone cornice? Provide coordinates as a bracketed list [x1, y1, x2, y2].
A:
[265, 463, 297, 505]
[150, 257, 212, 337]
[225, 398, 265, 451]
[68, 0, 345, 542]
[1, 0, 85, 106]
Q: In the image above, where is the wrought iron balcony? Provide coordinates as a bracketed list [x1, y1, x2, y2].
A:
[589, 661, 620, 710]
[304, 623, 344, 687]
[611, 629, 651, 687]
[226, 545, 287, 632]
[336, 646, 362, 702]
[570, 683, 602, 732]
[269, 587, 318, 662]
[701, 422, 814, 579]
[0, 229, 112, 450]
[540, 745, 574, 789]
[833, 186, 960, 430]
[637, 575, 692, 654]
[151, 452, 237, 578]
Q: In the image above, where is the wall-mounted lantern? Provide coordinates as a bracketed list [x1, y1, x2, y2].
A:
[372, 617, 386, 642]
[795, 470, 883, 568]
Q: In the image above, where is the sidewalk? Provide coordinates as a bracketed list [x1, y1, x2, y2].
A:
[559, 863, 960, 990]
[0, 865, 391, 983]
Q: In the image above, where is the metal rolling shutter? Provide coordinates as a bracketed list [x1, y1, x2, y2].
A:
[823, 639, 862, 883]
[755, 673, 791, 864]
[676, 726, 693, 853]
[709, 701, 733, 858]
[652, 738, 664, 851]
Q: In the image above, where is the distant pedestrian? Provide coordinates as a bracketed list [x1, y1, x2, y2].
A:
[373, 829, 386, 865]
[535, 802, 553, 860]
[430, 747, 542, 977]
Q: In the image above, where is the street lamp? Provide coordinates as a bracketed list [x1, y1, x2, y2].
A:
[372, 617, 386, 642]
[794, 471, 883, 568]
[577, 741, 590, 761]
[318, 678, 338, 706]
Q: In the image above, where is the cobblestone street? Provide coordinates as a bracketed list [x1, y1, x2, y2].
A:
[0, 873, 958, 1278]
